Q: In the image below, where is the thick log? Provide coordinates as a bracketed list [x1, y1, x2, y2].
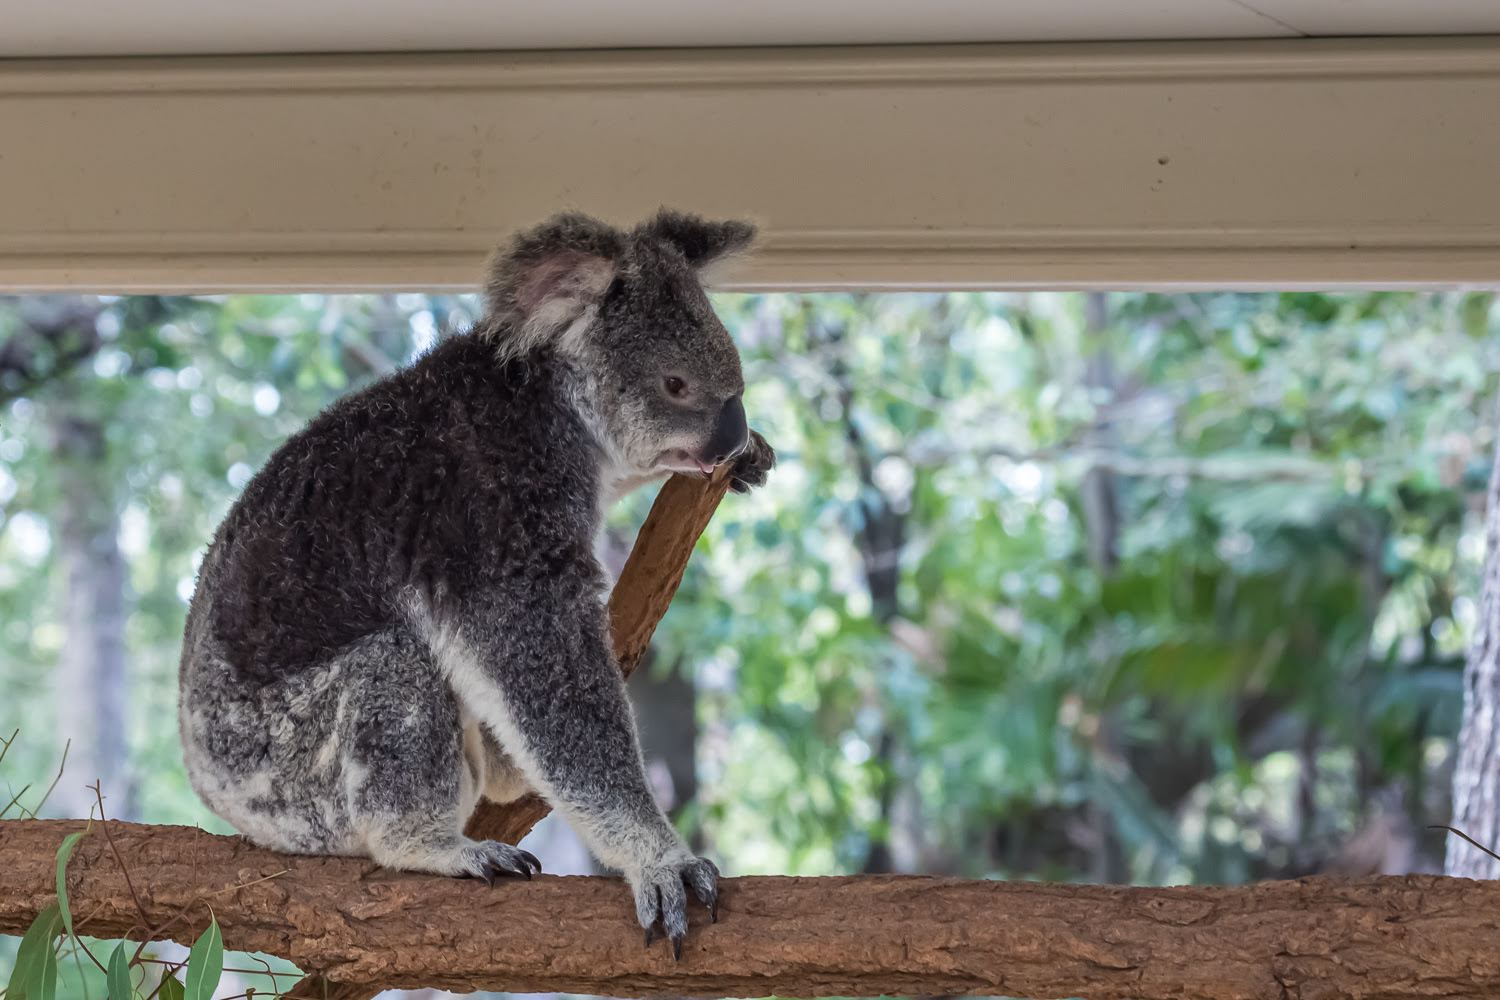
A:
[463, 466, 734, 844]
[5, 819, 1500, 1000]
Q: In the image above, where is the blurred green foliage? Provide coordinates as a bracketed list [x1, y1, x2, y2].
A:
[1, 290, 1496, 974]
[666, 290, 1498, 884]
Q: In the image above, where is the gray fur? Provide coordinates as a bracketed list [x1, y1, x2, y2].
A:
[179, 208, 773, 951]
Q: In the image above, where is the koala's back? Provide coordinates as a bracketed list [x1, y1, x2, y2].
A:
[186, 334, 598, 686]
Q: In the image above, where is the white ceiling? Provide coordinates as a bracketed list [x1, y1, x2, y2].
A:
[4, 0, 1500, 58]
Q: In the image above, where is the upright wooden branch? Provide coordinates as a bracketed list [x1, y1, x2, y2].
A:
[465, 466, 734, 844]
[4, 819, 1500, 1000]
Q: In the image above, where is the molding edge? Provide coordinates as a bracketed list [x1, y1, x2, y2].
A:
[3, 37, 1499, 291]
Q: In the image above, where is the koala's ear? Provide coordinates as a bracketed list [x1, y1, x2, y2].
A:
[483, 212, 624, 356]
[635, 208, 757, 279]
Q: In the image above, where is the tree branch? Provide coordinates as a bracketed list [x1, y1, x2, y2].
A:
[464, 464, 735, 844]
[0, 295, 105, 404]
[4, 818, 1499, 999]
[900, 440, 1341, 483]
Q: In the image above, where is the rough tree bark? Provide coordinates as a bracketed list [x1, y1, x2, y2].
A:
[4, 818, 1500, 1000]
[1448, 432, 1500, 878]
[464, 464, 734, 843]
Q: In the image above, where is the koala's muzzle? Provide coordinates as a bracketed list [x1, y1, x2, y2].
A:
[703, 396, 749, 467]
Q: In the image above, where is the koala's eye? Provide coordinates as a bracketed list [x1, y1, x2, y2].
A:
[663, 375, 689, 399]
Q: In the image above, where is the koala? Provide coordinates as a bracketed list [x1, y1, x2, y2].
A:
[178, 209, 774, 955]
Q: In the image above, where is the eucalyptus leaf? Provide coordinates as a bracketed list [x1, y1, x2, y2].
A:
[105, 942, 134, 1000]
[157, 970, 186, 1000]
[6, 903, 63, 1000]
[183, 918, 224, 1000]
[54, 828, 89, 942]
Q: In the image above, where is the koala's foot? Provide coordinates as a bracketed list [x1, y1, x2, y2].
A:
[631, 855, 719, 960]
[367, 831, 541, 883]
[730, 430, 775, 494]
[459, 839, 543, 885]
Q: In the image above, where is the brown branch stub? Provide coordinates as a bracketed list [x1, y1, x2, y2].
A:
[607, 465, 735, 676]
[466, 467, 733, 843]
[5, 819, 1500, 1000]
[464, 792, 550, 847]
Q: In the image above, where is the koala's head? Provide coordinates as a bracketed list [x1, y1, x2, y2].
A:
[482, 208, 756, 478]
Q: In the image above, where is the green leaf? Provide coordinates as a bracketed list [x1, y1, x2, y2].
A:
[54, 829, 89, 942]
[156, 971, 185, 1000]
[183, 918, 224, 1000]
[105, 942, 134, 1000]
[31, 935, 59, 1000]
[6, 903, 63, 1000]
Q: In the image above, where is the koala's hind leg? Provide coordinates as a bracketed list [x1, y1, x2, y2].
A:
[479, 733, 532, 804]
[342, 629, 541, 881]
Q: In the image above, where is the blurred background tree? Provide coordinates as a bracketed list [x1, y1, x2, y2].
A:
[2, 288, 1498, 994]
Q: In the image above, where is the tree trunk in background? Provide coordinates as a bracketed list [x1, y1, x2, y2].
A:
[814, 302, 914, 875]
[1447, 433, 1500, 878]
[1079, 293, 1121, 578]
[631, 650, 703, 849]
[1079, 292, 1129, 885]
[5, 296, 133, 821]
[51, 404, 135, 820]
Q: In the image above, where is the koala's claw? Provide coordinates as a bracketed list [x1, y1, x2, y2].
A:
[634, 856, 720, 959]
[685, 857, 719, 922]
[730, 431, 775, 494]
[461, 840, 542, 885]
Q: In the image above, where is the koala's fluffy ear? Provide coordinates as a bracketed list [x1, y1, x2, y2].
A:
[635, 208, 757, 281]
[483, 213, 624, 357]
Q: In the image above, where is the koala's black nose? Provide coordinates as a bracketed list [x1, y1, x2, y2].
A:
[704, 396, 749, 466]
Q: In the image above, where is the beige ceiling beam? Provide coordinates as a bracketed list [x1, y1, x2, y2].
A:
[2, 37, 1498, 292]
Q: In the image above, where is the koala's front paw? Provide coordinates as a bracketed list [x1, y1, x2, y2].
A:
[630, 855, 719, 959]
[459, 840, 542, 885]
[730, 430, 776, 494]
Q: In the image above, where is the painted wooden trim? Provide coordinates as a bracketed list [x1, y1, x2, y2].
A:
[3, 38, 1499, 291]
